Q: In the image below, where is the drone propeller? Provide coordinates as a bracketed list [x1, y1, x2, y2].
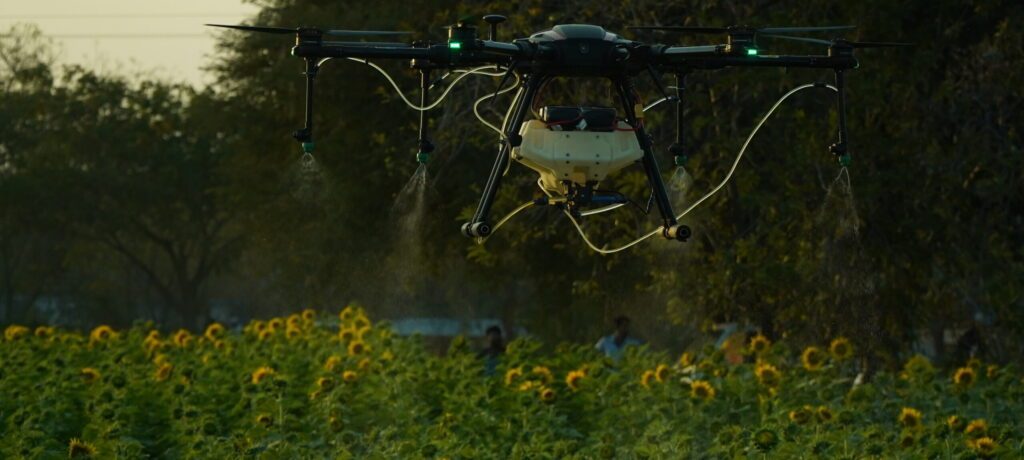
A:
[629, 25, 855, 34]
[206, 23, 412, 37]
[761, 34, 911, 48]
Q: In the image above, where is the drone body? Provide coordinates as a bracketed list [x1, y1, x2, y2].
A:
[209, 18, 905, 249]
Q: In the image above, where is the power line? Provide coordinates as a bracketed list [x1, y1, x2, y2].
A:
[0, 33, 210, 40]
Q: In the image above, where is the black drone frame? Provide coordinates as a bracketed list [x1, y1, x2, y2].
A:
[210, 18, 903, 241]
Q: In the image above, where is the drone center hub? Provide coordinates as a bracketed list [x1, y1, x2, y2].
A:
[511, 106, 642, 196]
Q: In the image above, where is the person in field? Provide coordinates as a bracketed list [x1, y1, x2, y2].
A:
[595, 315, 642, 361]
[478, 325, 506, 375]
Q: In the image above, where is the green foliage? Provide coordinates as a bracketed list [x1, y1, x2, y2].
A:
[2, 314, 1022, 457]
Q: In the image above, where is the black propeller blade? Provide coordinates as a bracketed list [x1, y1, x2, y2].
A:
[206, 23, 412, 37]
[629, 25, 855, 34]
[761, 34, 911, 48]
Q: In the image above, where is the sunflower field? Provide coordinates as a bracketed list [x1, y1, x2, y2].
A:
[2, 308, 1022, 459]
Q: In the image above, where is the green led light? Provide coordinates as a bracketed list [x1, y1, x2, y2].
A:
[449, 41, 462, 50]
[747, 48, 758, 56]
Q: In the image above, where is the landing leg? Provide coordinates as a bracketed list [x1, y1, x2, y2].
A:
[613, 77, 690, 242]
[462, 74, 541, 238]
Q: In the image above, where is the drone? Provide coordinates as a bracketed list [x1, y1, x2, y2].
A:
[209, 17, 905, 249]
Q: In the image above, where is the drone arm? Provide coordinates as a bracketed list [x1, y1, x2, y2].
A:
[654, 50, 857, 71]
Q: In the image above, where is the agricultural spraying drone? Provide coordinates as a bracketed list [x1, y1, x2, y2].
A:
[209, 17, 905, 251]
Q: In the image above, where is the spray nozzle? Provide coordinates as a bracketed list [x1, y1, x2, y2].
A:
[301, 141, 315, 154]
[838, 153, 852, 167]
[416, 151, 431, 164]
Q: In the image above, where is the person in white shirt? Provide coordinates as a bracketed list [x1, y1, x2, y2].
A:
[595, 315, 642, 361]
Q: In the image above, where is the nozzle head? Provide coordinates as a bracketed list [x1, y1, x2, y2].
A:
[301, 142, 315, 154]
[416, 151, 431, 164]
[674, 154, 689, 167]
[838, 153, 852, 167]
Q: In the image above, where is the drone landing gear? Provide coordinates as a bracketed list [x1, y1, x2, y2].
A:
[461, 75, 540, 238]
[614, 77, 690, 242]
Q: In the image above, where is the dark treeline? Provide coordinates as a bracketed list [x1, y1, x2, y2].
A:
[1, 1, 1021, 366]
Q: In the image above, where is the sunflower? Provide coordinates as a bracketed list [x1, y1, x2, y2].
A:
[969, 436, 997, 458]
[752, 428, 779, 452]
[250, 320, 266, 334]
[640, 370, 656, 388]
[339, 305, 356, 323]
[749, 334, 771, 354]
[829, 337, 853, 361]
[204, 323, 225, 342]
[338, 327, 357, 342]
[947, 415, 964, 431]
[898, 407, 922, 429]
[347, 340, 368, 356]
[255, 413, 273, 427]
[251, 366, 275, 384]
[380, 350, 395, 362]
[213, 339, 226, 350]
[539, 386, 556, 402]
[80, 368, 101, 384]
[965, 419, 987, 438]
[4, 325, 29, 341]
[816, 406, 834, 423]
[154, 363, 174, 382]
[678, 352, 695, 367]
[68, 438, 97, 458]
[505, 367, 523, 386]
[565, 369, 586, 391]
[801, 346, 826, 371]
[342, 370, 358, 383]
[898, 431, 915, 449]
[755, 362, 781, 389]
[258, 329, 274, 341]
[532, 366, 554, 384]
[267, 318, 284, 332]
[654, 364, 671, 383]
[89, 325, 115, 343]
[324, 355, 342, 371]
[286, 314, 302, 329]
[317, 376, 334, 390]
[690, 380, 715, 400]
[302, 308, 316, 322]
[357, 358, 371, 370]
[903, 354, 934, 377]
[34, 326, 55, 339]
[353, 314, 371, 330]
[789, 406, 813, 425]
[285, 325, 301, 339]
[518, 380, 538, 392]
[172, 329, 192, 348]
[952, 366, 975, 388]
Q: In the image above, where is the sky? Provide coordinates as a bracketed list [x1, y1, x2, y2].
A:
[0, 0, 260, 86]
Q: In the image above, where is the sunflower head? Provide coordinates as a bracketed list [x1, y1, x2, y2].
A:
[353, 314, 371, 330]
[357, 358, 371, 370]
[640, 370, 656, 388]
[789, 406, 813, 425]
[518, 380, 538, 392]
[505, 367, 523, 386]
[816, 406, 834, 423]
[898, 407, 923, 429]
[324, 355, 342, 371]
[34, 326, 55, 339]
[204, 323, 225, 341]
[258, 329, 274, 341]
[250, 366, 275, 385]
[342, 370, 358, 383]
[339, 305, 357, 322]
[316, 376, 334, 391]
[285, 325, 301, 339]
[953, 366, 976, 388]
[970, 436, 997, 458]
[752, 428, 779, 452]
[302, 308, 316, 322]
[531, 366, 553, 384]
[68, 438, 97, 458]
[965, 419, 988, 438]
[89, 325, 116, 344]
[172, 329, 192, 348]
[80, 368, 101, 384]
[829, 337, 853, 361]
[678, 351, 695, 367]
[947, 415, 964, 431]
[801, 346, 826, 371]
[654, 364, 671, 383]
[267, 318, 284, 332]
[255, 413, 273, 427]
[565, 369, 586, 391]
[154, 363, 174, 382]
[898, 431, 915, 449]
[755, 362, 781, 388]
[903, 354, 934, 378]
[749, 334, 771, 354]
[249, 320, 266, 334]
[539, 386, 556, 403]
[4, 325, 29, 341]
[286, 314, 302, 328]
[690, 380, 715, 400]
[347, 340, 368, 356]
[338, 327, 357, 342]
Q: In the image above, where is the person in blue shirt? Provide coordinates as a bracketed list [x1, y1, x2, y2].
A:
[595, 315, 642, 361]
[478, 325, 506, 375]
